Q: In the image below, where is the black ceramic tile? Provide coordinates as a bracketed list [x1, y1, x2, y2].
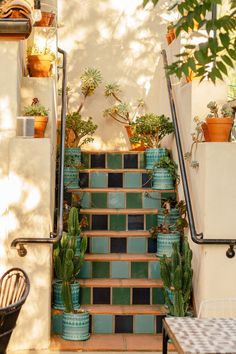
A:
[133, 288, 150, 305]
[142, 173, 152, 188]
[115, 315, 133, 333]
[91, 154, 106, 168]
[92, 215, 108, 230]
[110, 238, 127, 253]
[79, 172, 89, 188]
[89, 314, 92, 333]
[86, 238, 91, 254]
[156, 315, 166, 333]
[108, 173, 123, 188]
[124, 154, 138, 169]
[148, 238, 157, 253]
[128, 215, 144, 230]
[64, 190, 72, 206]
[93, 287, 111, 304]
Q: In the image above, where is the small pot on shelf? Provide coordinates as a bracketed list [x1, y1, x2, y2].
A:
[35, 11, 55, 27]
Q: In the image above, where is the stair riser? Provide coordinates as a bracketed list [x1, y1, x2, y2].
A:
[80, 286, 164, 306]
[82, 152, 145, 170]
[79, 213, 158, 231]
[52, 313, 165, 335]
[86, 236, 157, 254]
[80, 260, 160, 279]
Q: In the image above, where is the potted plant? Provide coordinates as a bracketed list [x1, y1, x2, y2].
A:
[129, 113, 174, 169]
[166, 23, 176, 45]
[27, 45, 55, 77]
[35, 11, 55, 27]
[150, 200, 188, 257]
[160, 241, 193, 316]
[23, 98, 49, 138]
[103, 82, 146, 150]
[201, 101, 234, 142]
[152, 156, 179, 190]
[53, 207, 89, 341]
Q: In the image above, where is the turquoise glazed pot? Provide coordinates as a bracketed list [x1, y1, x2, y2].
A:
[75, 235, 81, 256]
[64, 167, 79, 189]
[152, 168, 174, 190]
[156, 233, 180, 257]
[62, 310, 90, 341]
[65, 147, 81, 165]
[157, 208, 179, 230]
[53, 281, 80, 311]
[145, 148, 168, 170]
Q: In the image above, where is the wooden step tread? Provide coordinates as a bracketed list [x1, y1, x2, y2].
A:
[82, 150, 145, 154]
[70, 188, 176, 193]
[51, 333, 176, 351]
[81, 230, 151, 237]
[81, 304, 166, 315]
[81, 168, 148, 173]
[80, 208, 158, 215]
[80, 278, 163, 287]
[84, 253, 158, 261]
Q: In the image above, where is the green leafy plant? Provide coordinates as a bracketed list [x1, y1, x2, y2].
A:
[23, 98, 49, 116]
[153, 156, 180, 184]
[103, 82, 145, 124]
[143, 0, 236, 83]
[160, 241, 193, 317]
[207, 101, 233, 118]
[129, 113, 174, 148]
[54, 207, 88, 312]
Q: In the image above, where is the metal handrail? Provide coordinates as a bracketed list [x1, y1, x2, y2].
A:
[11, 47, 67, 257]
[162, 49, 236, 258]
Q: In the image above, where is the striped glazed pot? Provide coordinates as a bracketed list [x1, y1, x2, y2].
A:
[157, 208, 179, 229]
[145, 148, 168, 170]
[64, 167, 79, 189]
[152, 168, 174, 190]
[62, 310, 90, 341]
[65, 147, 81, 165]
[156, 233, 180, 257]
[53, 281, 80, 311]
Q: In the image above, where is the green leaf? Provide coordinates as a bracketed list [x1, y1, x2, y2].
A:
[216, 60, 228, 75]
[222, 55, 234, 68]
[219, 33, 230, 48]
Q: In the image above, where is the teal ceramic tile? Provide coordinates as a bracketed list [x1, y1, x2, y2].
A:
[112, 288, 130, 305]
[127, 237, 146, 254]
[131, 262, 148, 278]
[152, 288, 165, 305]
[79, 261, 92, 279]
[124, 172, 141, 188]
[107, 154, 122, 169]
[149, 261, 161, 279]
[134, 315, 155, 333]
[146, 214, 157, 230]
[91, 192, 107, 208]
[52, 313, 63, 334]
[80, 192, 90, 208]
[91, 237, 109, 254]
[110, 214, 126, 231]
[80, 287, 91, 305]
[139, 153, 145, 169]
[143, 192, 161, 209]
[111, 261, 129, 278]
[126, 193, 142, 209]
[108, 192, 125, 209]
[90, 172, 107, 188]
[92, 262, 110, 278]
[161, 192, 176, 200]
[93, 314, 113, 333]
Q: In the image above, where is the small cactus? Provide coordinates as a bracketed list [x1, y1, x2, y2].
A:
[160, 241, 193, 316]
[53, 207, 88, 312]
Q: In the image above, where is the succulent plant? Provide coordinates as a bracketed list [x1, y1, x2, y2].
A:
[221, 103, 233, 118]
[153, 156, 179, 184]
[23, 98, 49, 116]
[65, 112, 97, 148]
[160, 241, 193, 316]
[80, 68, 102, 97]
[207, 101, 219, 117]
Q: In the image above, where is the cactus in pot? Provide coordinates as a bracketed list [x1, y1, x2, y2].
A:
[160, 241, 193, 317]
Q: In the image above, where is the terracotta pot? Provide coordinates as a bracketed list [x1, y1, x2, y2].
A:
[35, 12, 55, 27]
[34, 116, 48, 138]
[125, 125, 146, 151]
[203, 117, 233, 142]
[28, 54, 53, 77]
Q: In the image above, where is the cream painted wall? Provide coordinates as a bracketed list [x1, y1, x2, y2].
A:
[58, 0, 170, 151]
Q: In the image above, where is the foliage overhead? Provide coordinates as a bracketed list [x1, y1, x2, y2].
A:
[143, 0, 236, 83]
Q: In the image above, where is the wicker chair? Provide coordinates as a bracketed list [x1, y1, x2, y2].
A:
[0, 268, 30, 353]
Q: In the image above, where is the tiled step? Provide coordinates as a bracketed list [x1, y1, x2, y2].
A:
[80, 253, 161, 280]
[81, 230, 157, 255]
[51, 333, 176, 351]
[81, 208, 158, 214]
[81, 151, 145, 170]
[52, 305, 166, 334]
[79, 278, 164, 306]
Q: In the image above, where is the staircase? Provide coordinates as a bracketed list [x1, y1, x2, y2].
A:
[51, 150, 176, 351]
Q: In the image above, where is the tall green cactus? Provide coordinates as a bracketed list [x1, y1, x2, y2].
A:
[53, 207, 88, 312]
[160, 240, 193, 316]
